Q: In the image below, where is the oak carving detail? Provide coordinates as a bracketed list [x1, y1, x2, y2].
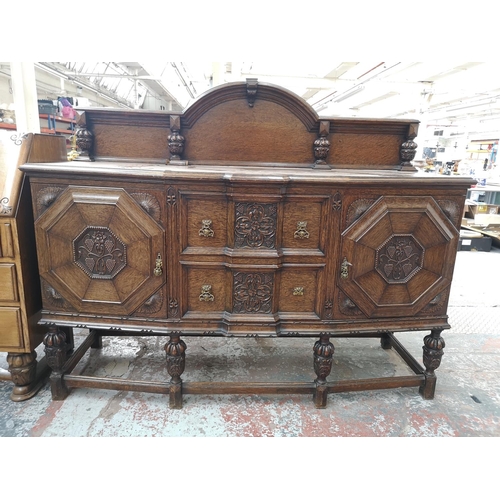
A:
[234, 202, 277, 248]
[73, 227, 126, 279]
[376, 235, 423, 283]
[233, 272, 274, 314]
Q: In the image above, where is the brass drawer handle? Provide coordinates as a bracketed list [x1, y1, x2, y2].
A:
[153, 253, 163, 276]
[293, 287, 304, 296]
[199, 219, 214, 238]
[294, 221, 309, 239]
[340, 257, 352, 279]
[199, 284, 215, 301]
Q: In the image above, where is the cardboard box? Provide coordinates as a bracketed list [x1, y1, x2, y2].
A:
[477, 204, 499, 215]
[458, 235, 492, 252]
[468, 204, 500, 217]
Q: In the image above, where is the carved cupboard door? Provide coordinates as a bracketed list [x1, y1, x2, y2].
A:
[338, 196, 459, 318]
[34, 186, 165, 316]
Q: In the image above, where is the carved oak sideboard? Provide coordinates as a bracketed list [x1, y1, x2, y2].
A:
[19, 81, 473, 408]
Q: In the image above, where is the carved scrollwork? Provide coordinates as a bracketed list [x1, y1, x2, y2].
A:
[36, 186, 63, 216]
[436, 199, 461, 227]
[10, 132, 28, 146]
[131, 193, 161, 221]
[41, 278, 69, 309]
[136, 289, 164, 314]
[0, 197, 12, 215]
[338, 291, 363, 316]
[419, 292, 447, 315]
[324, 299, 333, 319]
[332, 192, 342, 211]
[346, 198, 376, 226]
[235, 202, 277, 249]
[166, 186, 177, 206]
[169, 298, 179, 317]
[233, 272, 274, 314]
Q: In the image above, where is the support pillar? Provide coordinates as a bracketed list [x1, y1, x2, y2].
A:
[313, 334, 334, 408]
[164, 333, 186, 409]
[420, 328, 445, 399]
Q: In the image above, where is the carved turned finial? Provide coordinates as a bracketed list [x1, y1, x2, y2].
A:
[313, 120, 331, 169]
[74, 113, 94, 161]
[399, 122, 418, 171]
[168, 115, 187, 164]
[246, 78, 258, 107]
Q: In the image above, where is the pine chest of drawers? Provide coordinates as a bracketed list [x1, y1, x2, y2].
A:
[1, 131, 66, 399]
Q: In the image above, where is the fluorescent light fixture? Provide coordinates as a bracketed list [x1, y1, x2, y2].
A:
[353, 91, 399, 109]
[334, 85, 365, 103]
[446, 100, 497, 113]
[34, 63, 69, 80]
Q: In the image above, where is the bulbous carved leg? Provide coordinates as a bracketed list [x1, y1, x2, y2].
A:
[165, 334, 186, 409]
[313, 334, 334, 408]
[419, 328, 445, 399]
[6, 351, 38, 401]
[44, 325, 70, 400]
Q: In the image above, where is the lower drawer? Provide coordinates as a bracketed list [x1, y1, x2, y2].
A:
[0, 307, 24, 349]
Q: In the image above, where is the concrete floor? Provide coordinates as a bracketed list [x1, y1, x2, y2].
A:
[1, 246, 500, 438]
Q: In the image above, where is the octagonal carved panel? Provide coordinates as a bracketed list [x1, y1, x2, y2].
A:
[339, 196, 459, 318]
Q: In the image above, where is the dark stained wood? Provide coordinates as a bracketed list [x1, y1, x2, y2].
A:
[18, 81, 473, 408]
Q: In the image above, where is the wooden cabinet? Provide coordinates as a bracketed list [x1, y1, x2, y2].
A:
[0, 131, 67, 400]
[20, 81, 472, 408]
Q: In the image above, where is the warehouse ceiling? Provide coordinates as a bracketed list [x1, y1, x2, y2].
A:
[30, 62, 500, 132]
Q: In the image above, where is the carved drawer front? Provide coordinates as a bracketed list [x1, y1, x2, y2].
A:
[34, 187, 165, 316]
[339, 196, 459, 318]
[0, 307, 23, 349]
[0, 264, 18, 302]
[278, 268, 319, 314]
[282, 201, 323, 250]
[184, 267, 227, 314]
[182, 196, 228, 250]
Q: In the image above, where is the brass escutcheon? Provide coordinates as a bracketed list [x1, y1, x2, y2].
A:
[153, 253, 163, 276]
[293, 287, 304, 296]
[340, 257, 352, 279]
